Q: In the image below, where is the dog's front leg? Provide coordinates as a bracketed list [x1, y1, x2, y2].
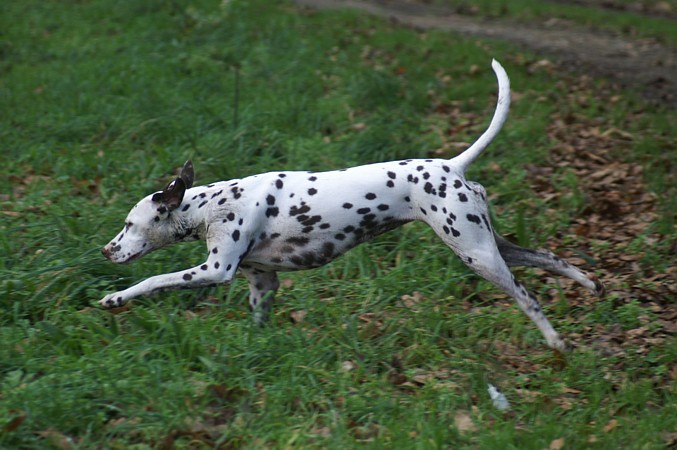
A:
[99, 237, 251, 308]
[98, 260, 238, 309]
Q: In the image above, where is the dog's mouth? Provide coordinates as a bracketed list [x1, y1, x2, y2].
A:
[102, 247, 143, 264]
[119, 252, 142, 264]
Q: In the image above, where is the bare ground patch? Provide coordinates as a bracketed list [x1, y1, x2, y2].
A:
[294, 0, 676, 107]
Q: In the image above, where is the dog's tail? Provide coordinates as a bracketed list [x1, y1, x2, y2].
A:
[450, 59, 511, 172]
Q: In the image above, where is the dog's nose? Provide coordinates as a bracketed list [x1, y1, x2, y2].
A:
[101, 246, 110, 259]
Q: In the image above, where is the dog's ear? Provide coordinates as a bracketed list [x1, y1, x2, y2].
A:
[152, 177, 186, 211]
[180, 160, 194, 189]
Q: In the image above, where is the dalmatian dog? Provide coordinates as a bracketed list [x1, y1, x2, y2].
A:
[100, 60, 604, 351]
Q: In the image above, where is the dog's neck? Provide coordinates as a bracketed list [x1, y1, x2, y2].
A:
[169, 184, 223, 243]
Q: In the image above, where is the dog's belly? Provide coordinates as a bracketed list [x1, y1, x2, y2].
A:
[243, 217, 412, 271]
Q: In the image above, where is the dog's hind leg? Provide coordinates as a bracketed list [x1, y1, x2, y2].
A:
[240, 266, 280, 325]
[494, 233, 604, 296]
[464, 247, 568, 351]
[425, 211, 567, 351]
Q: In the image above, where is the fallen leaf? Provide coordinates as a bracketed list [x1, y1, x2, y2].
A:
[36, 429, 74, 449]
[3, 411, 27, 432]
[341, 361, 357, 372]
[453, 411, 477, 433]
[549, 437, 565, 450]
[290, 310, 307, 324]
[604, 418, 618, 433]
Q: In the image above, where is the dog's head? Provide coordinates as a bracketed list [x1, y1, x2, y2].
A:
[102, 160, 194, 264]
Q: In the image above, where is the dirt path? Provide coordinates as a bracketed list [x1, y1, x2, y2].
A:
[294, 0, 676, 107]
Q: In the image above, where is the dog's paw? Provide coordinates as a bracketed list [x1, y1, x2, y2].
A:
[99, 293, 126, 309]
[547, 333, 571, 354]
[587, 274, 606, 297]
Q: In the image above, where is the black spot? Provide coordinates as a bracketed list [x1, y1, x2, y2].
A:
[212, 247, 219, 254]
[431, 205, 438, 212]
[420, 208, 427, 215]
[290, 204, 311, 216]
[343, 203, 353, 209]
[232, 230, 241, 241]
[266, 195, 275, 206]
[275, 179, 284, 189]
[377, 204, 390, 211]
[290, 255, 303, 266]
[308, 176, 317, 181]
[227, 212, 235, 221]
[198, 201, 208, 208]
[404, 196, 411, 202]
[201, 264, 208, 270]
[308, 188, 318, 196]
[458, 193, 468, 202]
[300, 252, 317, 267]
[356, 207, 371, 214]
[466, 257, 473, 265]
[448, 212, 457, 221]
[451, 227, 460, 237]
[443, 226, 450, 234]
[482, 214, 491, 230]
[182, 204, 191, 212]
[270, 233, 280, 239]
[365, 193, 376, 200]
[335, 233, 346, 240]
[453, 180, 463, 189]
[344, 225, 356, 233]
[321, 242, 335, 258]
[319, 223, 331, 229]
[399, 161, 408, 166]
[266, 207, 279, 217]
[466, 214, 481, 225]
[226, 264, 232, 271]
[424, 182, 435, 195]
[422, 172, 430, 180]
[387, 171, 396, 179]
[154, 216, 160, 222]
[218, 198, 226, 205]
[183, 273, 192, 281]
[416, 165, 424, 171]
[278, 173, 286, 178]
[299, 215, 322, 226]
[157, 206, 167, 214]
[286, 236, 309, 246]
[214, 262, 220, 269]
[442, 165, 450, 173]
[360, 214, 376, 226]
[386, 180, 395, 188]
[211, 190, 223, 198]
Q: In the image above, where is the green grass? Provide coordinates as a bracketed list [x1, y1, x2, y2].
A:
[1, 0, 675, 447]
